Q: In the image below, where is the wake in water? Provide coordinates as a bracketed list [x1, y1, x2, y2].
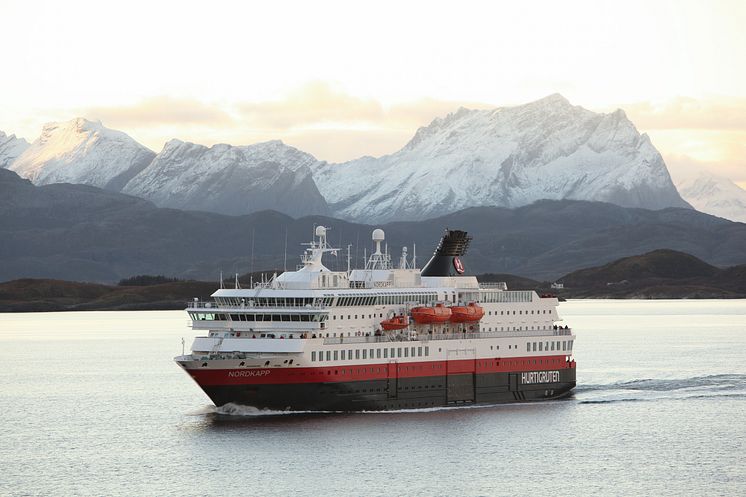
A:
[575, 374, 746, 404]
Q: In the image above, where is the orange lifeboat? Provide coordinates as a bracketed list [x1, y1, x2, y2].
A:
[450, 303, 485, 323]
[380, 315, 409, 331]
[411, 303, 452, 324]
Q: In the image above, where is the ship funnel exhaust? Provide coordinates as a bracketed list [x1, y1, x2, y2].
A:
[420, 229, 472, 277]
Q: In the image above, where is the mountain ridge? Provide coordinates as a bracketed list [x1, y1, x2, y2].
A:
[1, 168, 745, 283]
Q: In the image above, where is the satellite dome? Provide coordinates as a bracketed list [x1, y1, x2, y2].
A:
[372, 228, 385, 241]
[315, 226, 327, 237]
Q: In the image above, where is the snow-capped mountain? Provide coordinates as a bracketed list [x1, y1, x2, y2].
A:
[9, 118, 155, 191]
[122, 139, 329, 217]
[0, 131, 29, 169]
[312, 94, 690, 222]
[672, 169, 746, 223]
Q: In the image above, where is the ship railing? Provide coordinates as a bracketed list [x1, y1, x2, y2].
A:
[323, 328, 572, 345]
[478, 282, 508, 290]
[187, 301, 327, 310]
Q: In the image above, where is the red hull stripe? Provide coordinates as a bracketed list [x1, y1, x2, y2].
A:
[188, 355, 576, 386]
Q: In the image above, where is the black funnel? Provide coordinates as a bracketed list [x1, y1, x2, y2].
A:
[420, 229, 472, 277]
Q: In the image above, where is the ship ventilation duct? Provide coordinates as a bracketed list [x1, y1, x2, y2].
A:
[420, 229, 472, 277]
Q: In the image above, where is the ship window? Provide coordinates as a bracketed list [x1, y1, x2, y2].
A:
[341, 350, 346, 360]
[404, 348, 409, 358]
[311, 351, 316, 361]
[533, 342, 537, 351]
[355, 315, 358, 319]
[326, 351, 331, 361]
[356, 350, 360, 359]
[425, 346, 429, 356]
[551, 342, 555, 351]
[340, 315, 343, 320]
[527, 343, 531, 352]
[397, 347, 402, 358]
[334, 350, 338, 360]
[377, 349, 381, 359]
[390, 348, 395, 357]
[562, 341, 566, 351]
[539, 342, 543, 351]
[545, 342, 549, 351]
[383, 348, 388, 358]
[348, 315, 351, 320]
[418, 347, 422, 357]
[411, 347, 416, 357]
[363, 349, 367, 359]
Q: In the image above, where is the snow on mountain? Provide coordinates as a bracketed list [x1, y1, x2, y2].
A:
[672, 169, 746, 223]
[312, 94, 690, 223]
[122, 139, 329, 217]
[0, 131, 29, 169]
[9, 118, 155, 191]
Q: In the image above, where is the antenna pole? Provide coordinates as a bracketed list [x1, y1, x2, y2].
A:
[347, 244, 352, 274]
[413, 243, 417, 269]
[283, 227, 288, 272]
[219, 270, 224, 289]
[250, 228, 255, 276]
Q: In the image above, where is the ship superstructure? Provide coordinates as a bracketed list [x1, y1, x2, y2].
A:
[175, 227, 576, 410]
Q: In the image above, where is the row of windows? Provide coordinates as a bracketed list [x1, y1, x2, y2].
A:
[479, 290, 533, 303]
[190, 312, 327, 322]
[312, 346, 430, 362]
[487, 309, 550, 316]
[528, 340, 574, 352]
[214, 297, 333, 307]
[334, 293, 438, 307]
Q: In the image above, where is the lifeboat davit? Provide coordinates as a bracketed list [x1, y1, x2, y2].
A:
[380, 315, 409, 331]
[411, 303, 452, 324]
[450, 302, 485, 323]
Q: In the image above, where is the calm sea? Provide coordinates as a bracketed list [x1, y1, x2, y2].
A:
[1, 300, 745, 497]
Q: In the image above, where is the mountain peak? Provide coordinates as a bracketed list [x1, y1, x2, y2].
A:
[312, 94, 689, 223]
[0, 130, 31, 168]
[9, 119, 155, 191]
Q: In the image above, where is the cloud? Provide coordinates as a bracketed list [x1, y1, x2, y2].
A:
[85, 96, 234, 127]
[621, 96, 746, 130]
[235, 81, 490, 131]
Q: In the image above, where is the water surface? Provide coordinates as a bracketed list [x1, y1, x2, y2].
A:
[1, 300, 745, 496]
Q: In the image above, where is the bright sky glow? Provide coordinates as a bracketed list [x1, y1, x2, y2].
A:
[1, 0, 744, 184]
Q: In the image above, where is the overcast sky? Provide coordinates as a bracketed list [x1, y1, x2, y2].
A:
[1, 0, 744, 186]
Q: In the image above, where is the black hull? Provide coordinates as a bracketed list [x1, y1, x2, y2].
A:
[201, 369, 576, 411]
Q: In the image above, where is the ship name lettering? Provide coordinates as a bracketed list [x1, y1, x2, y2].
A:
[228, 369, 271, 378]
[520, 370, 560, 384]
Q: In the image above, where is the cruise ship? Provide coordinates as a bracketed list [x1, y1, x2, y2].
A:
[175, 227, 576, 411]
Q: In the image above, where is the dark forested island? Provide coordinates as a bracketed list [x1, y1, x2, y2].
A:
[1, 250, 743, 312]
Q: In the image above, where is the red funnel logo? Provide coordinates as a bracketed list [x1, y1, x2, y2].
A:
[453, 257, 464, 274]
